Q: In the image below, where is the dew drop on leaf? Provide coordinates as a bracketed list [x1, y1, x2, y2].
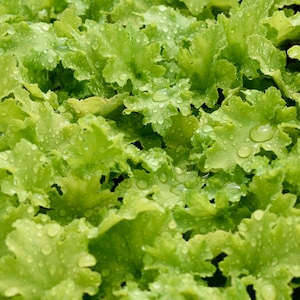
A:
[175, 167, 183, 175]
[181, 245, 188, 254]
[41, 244, 53, 256]
[202, 125, 213, 133]
[238, 222, 248, 232]
[253, 210, 264, 221]
[118, 73, 127, 81]
[4, 287, 20, 297]
[237, 146, 251, 158]
[101, 268, 111, 277]
[137, 179, 148, 189]
[250, 238, 257, 247]
[158, 172, 167, 183]
[152, 89, 169, 102]
[157, 116, 164, 125]
[143, 254, 154, 265]
[47, 223, 61, 237]
[260, 283, 276, 300]
[158, 5, 167, 11]
[168, 220, 177, 229]
[271, 257, 278, 266]
[26, 255, 33, 263]
[58, 209, 66, 217]
[92, 42, 98, 50]
[249, 124, 274, 142]
[77, 254, 97, 268]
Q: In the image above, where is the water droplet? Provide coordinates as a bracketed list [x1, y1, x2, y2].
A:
[239, 222, 248, 232]
[26, 206, 35, 214]
[202, 125, 213, 133]
[158, 5, 167, 11]
[152, 89, 169, 102]
[84, 209, 93, 218]
[250, 238, 257, 247]
[157, 116, 164, 125]
[58, 209, 66, 217]
[78, 254, 96, 268]
[40, 214, 48, 223]
[4, 287, 19, 297]
[7, 27, 16, 35]
[143, 254, 154, 265]
[101, 268, 111, 277]
[42, 244, 52, 255]
[36, 230, 43, 238]
[47, 56, 54, 64]
[168, 220, 177, 229]
[158, 172, 167, 183]
[47, 223, 61, 237]
[92, 42, 98, 50]
[237, 146, 251, 158]
[253, 210, 264, 221]
[176, 98, 183, 104]
[175, 167, 183, 175]
[261, 283, 276, 300]
[118, 73, 127, 81]
[26, 255, 33, 263]
[137, 179, 148, 189]
[181, 245, 188, 254]
[250, 124, 274, 142]
[271, 257, 278, 266]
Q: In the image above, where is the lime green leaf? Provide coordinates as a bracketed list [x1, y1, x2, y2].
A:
[116, 273, 250, 300]
[199, 87, 296, 171]
[0, 204, 35, 257]
[61, 115, 130, 178]
[219, 0, 272, 77]
[98, 191, 163, 235]
[221, 211, 300, 300]
[263, 10, 300, 47]
[141, 5, 200, 60]
[0, 217, 101, 300]
[90, 211, 170, 298]
[124, 78, 193, 135]
[0, 139, 54, 207]
[99, 24, 165, 87]
[66, 92, 127, 118]
[54, 6, 82, 38]
[287, 45, 300, 60]
[178, 23, 227, 91]
[247, 168, 299, 216]
[0, 55, 20, 100]
[0, 21, 64, 73]
[143, 232, 216, 277]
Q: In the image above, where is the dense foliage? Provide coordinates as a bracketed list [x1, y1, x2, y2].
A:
[1, 0, 300, 299]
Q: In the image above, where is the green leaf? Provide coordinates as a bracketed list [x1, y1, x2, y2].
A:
[0, 55, 20, 100]
[90, 210, 170, 298]
[0, 204, 36, 257]
[143, 232, 216, 277]
[0, 217, 101, 300]
[99, 23, 165, 88]
[198, 87, 296, 171]
[178, 22, 228, 92]
[124, 78, 193, 136]
[61, 115, 130, 178]
[219, 0, 272, 77]
[0, 139, 54, 207]
[221, 211, 300, 299]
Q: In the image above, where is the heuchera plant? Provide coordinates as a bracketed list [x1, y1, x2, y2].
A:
[1, 0, 300, 299]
